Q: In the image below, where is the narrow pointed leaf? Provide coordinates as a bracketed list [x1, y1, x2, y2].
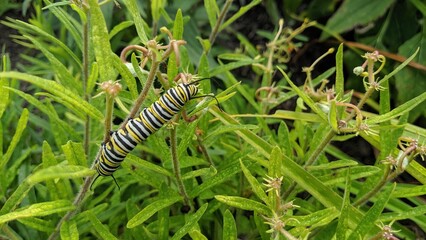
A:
[123, 0, 149, 43]
[215, 195, 271, 216]
[0, 181, 32, 216]
[240, 160, 269, 205]
[127, 195, 182, 228]
[219, 0, 262, 31]
[348, 184, 395, 239]
[27, 165, 95, 184]
[60, 219, 79, 240]
[366, 91, 426, 124]
[0, 108, 28, 170]
[62, 141, 87, 166]
[204, 0, 219, 28]
[335, 43, 344, 98]
[0, 200, 74, 225]
[223, 210, 237, 240]
[0, 55, 10, 118]
[88, 0, 117, 82]
[171, 203, 208, 240]
[0, 72, 104, 121]
[86, 211, 118, 240]
[278, 67, 327, 121]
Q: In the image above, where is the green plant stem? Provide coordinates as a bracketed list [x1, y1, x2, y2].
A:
[122, 56, 159, 128]
[283, 128, 336, 199]
[170, 119, 192, 209]
[48, 169, 95, 240]
[196, 133, 215, 167]
[208, 0, 233, 49]
[353, 165, 391, 207]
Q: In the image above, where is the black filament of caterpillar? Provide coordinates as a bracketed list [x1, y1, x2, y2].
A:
[92, 82, 202, 188]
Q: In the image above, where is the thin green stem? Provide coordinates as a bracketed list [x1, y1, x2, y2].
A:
[122, 56, 159, 128]
[208, 0, 233, 50]
[196, 133, 215, 167]
[353, 165, 391, 207]
[170, 118, 192, 209]
[304, 128, 335, 167]
[48, 173, 95, 240]
[283, 128, 336, 199]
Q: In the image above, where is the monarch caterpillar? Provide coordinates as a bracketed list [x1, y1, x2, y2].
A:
[93, 82, 203, 187]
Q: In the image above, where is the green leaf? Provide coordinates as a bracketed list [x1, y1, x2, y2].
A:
[189, 230, 208, 240]
[210, 58, 261, 77]
[123, 0, 149, 44]
[5, 88, 78, 142]
[204, 0, 219, 28]
[336, 170, 351, 239]
[62, 141, 87, 166]
[204, 124, 258, 140]
[0, 181, 32, 216]
[394, 31, 426, 120]
[391, 185, 426, 198]
[379, 79, 394, 159]
[379, 47, 420, 84]
[182, 167, 216, 180]
[379, 204, 426, 222]
[272, 110, 323, 122]
[278, 67, 328, 122]
[0, 108, 28, 170]
[335, 43, 344, 98]
[349, 184, 395, 239]
[171, 203, 208, 240]
[215, 195, 271, 216]
[60, 219, 79, 240]
[109, 20, 134, 39]
[240, 160, 269, 206]
[125, 154, 173, 177]
[320, 0, 395, 40]
[86, 210, 118, 240]
[209, 109, 273, 158]
[127, 195, 182, 228]
[0, 200, 74, 225]
[328, 100, 338, 132]
[189, 159, 252, 198]
[151, 0, 165, 22]
[366, 91, 426, 124]
[43, 141, 67, 200]
[167, 9, 184, 81]
[406, 161, 426, 185]
[223, 209, 237, 240]
[25, 35, 81, 93]
[307, 159, 358, 171]
[319, 166, 381, 186]
[42, 0, 83, 50]
[27, 165, 95, 185]
[112, 53, 138, 99]
[6, 18, 82, 68]
[219, 0, 262, 32]
[0, 72, 104, 121]
[17, 217, 55, 232]
[87, 62, 99, 95]
[88, 0, 117, 82]
[0, 55, 10, 119]
[287, 207, 339, 227]
[267, 148, 282, 212]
